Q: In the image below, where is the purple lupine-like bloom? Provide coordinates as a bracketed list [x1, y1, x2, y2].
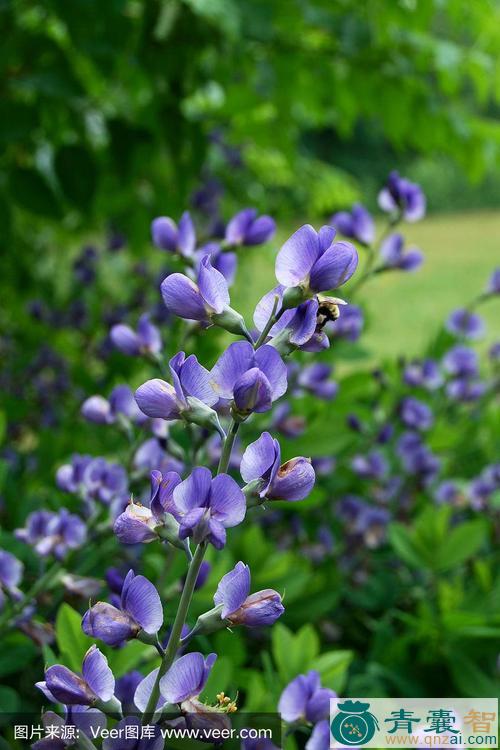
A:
[333, 304, 364, 342]
[434, 481, 461, 506]
[442, 345, 478, 378]
[399, 397, 434, 431]
[446, 377, 486, 402]
[240, 432, 315, 502]
[114, 469, 181, 544]
[468, 475, 495, 510]
[133, 437, 184, 476]
[379, 233, 423, 271]
[486, 267, 500, 295]
[0, 550, 23, 611]
[339, 497, 390, 548]
[278, 671, 336, 724]
[446, 308, 485, 339]
[82, 570, 163, 646]
[151, 211, 196, 257]
[404, 359, 443, 390]
[136, 352, 218, 422]
[56, 454, 93, 493]
[297, 363, 338, 400]
[110, 314, 162, 357]
[306, 719, 331, 750]
[82, 458, 129, 507]
[36, 646, 114, 706]
[213, 561, 284, 626]
[172, 467, 246, 549]
[397, 432, 441, 484]
[15, 509, 86, 559]
[351, 450, 388, 480]
[161, 256, 244, 332]
[271, 402, 306, 439]
[253, 286, 331, 352]
[81, 385, 147, 426]
[211, 341, 287, 415]
[275, 225, 358, 295]
[195, 242, 237, 285]
[134, 652, 217, 713]
[331, 203, 375, 246]
[378, 171, 426, 222]
[225, 208, 276, 246]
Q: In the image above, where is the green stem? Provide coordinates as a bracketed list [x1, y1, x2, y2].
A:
[217, 419, 239, 474]
[142, 542, 207, 721]
[254, 295, 281, 348]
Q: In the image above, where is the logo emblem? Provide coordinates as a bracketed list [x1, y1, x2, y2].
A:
[331, 700, 379, 745]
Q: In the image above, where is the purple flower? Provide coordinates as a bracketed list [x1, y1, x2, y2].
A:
[378, 171, 426, 222]
[135, 652, 217, 713]
[296, 363, 338, 400]
[0, 550, 23, 611]
[253, 286, 330, 351]
[161, 256, 247, 336]
[442, 345, 478, 378]
[136, 352, 218, 422]
[339, 497, 390, 548]
[278, 671, 336, 724]
[213, 561, 284, 626]
[333, 304, 364, 342]
[270, 403, 306, 439]
[486, 268, 500, 295]
[446, 308, 485, 339]
[115, 671, 143, 714]
[56, 454, 93, 493]
[434, 481, 461, 505]
[397, 432, 441, 484]
[110, 314, 162, 357]
[240, 432, 315, 502]
[399, 397, 434, 431]
[306, 720, 330, 750]
[82, 570, 163, 646]
[403, 359, 443, 390]
[133, 437, 184, 476]
[489, 342, 500, 361]
[151, 211, 196, 257]
[468, 475, 495, 510]
[379, 233, 423, 271]
[81, 458, 128, 507]
[331, 203, 375, 245]
[114, 469, 181, 544]
[15, 509, 86, 559]
[225, 209, 276, 246]
[446, 378, 486, 402]
[351, 450, 388, 480]
[36, 646, 114, 706]
[81, 385, 147, 426]
[195, 242, 237, 285]
[211, 341, 287, 415]
[173, 467, 246, 549]
[275, 225, 358, 295]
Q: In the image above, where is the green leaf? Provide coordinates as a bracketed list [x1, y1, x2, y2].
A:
[272, 623, 320, 683]
[388, 523, 429, 569]
[54, 145, 97, 210]
[0, 635, 37, 678]
[55, 603, 93, 672]
[311, 650, 354, 693]
[436, 520, 488, 571]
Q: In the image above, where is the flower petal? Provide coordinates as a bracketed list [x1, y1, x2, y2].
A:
[213, 561, 250, 618]
[197, 256, 230, 314]
[161, 274, 207, 321]
[160, 652, 217, 704]
[173, 467, 212, 514]
[275, 224, 319, 287]
[309, 241, 358, 291]
[123, 574, 163, 634]
[211, 341, 253, 399]
[135, 379, 180, 420]
[209, 474, 246, 527]
[254, 346, 287, 400]
[240, 432, 280, 485]
[269, 457, 316, 502]
[82, 646, 114, 702]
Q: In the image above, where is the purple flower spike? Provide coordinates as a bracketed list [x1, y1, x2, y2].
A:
[378, 171, 426, 222]
[225, 208, 276, 246]
[214, 561, 284, 626]
[275, 225, 358, 294]
[240, 432, 315, 502]
[446, 308, 485, 340]
[379, 233, 423, 272]
[173, 467, 246, 549]
[110, 314, 162, 357]
[297, 363, 338, 400]
[160, 652, 217, 704]
[82, 570, 163, 647]
[399, 397, 434, 431]
[443, 345, 478, 378]
[16, 509, 86, 559]
[487, 268, 500, 295]
[37, 646, 114, 706]
[404, 359, 443, 390]
[135, 352, 217, 421]
[211, 341, 287, 416]
[331, 203, 375, 245]
[278, 671, 336, 724]
[151, 211, 196, 257]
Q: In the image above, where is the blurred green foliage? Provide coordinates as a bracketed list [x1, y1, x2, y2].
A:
[3, 0, 500, 253]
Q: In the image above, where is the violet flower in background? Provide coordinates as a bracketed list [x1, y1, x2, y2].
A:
[271, 403, 306, 439]
[80, 458, 129, 509]
[486, 267, 500, 295]
[82, 570, 163, 646]
[213, 561, 284, 626]
[404, 358, 443, 390]
[296, 363, 338, 400]
[37, 646, 115, 707]
[331, 203, 375, 246]
[0, 549, 23, 610]
[173, 467, 246, 549]
[489, 341, 500, 361]
[399, 397, 434, 431]
[151, 211, 196, 257]
[378, 171, 426, 222]
[442, 345, 479, 378]
[56, 454, 93, 494]
[379, 233, 423, 271]
[434, 480, 462, 506]
[351, 450, 388, 480]
[240, 431, 315, 502]
[446, 308, 485, 339]
[306, 719, 331, 750]
[110, 314, 162, 357]
[333, 304, 364, 342]
[114, 469, 181, 544]
[275, 225, 358, 296]
[15, 509, 86, 559]
[446, 378, 486, 402]
[211, 341, 287, 415]
[81, 385, 147, 426]
[278, 670, 336, 724]
[225, 208, 276, 246]
[397, 432, 441, 485]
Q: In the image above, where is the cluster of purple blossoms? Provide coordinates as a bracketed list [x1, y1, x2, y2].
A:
[279, 670, 336, 750]
[446, 308, 485, 340]
[15, 509, 86, 559]
[56, 454, 129, 513]
[110, 314, 162, 358]
[442, 344, 485, 402]
[378, 171, 426, 222]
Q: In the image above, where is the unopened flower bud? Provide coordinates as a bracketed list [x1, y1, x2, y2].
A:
[211, 306, 251, 339]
